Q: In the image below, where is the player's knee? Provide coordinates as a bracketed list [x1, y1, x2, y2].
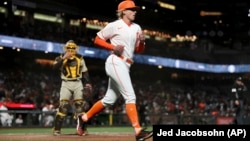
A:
[125, 96, 136, 103]
[58, 100, 70, 115]
[74, 99, 84, 107]
[102, 101, 113, 107]
[102, 97, 117, 107]
[74, 99, 85, 113]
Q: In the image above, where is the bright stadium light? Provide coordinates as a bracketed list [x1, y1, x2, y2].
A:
[157, 1, 176, 10]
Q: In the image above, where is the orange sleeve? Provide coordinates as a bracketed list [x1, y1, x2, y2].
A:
[135, 41, 145, 54]
[94, 36, 114, 50]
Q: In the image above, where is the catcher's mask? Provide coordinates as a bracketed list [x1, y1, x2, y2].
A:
[63, 40, 78, 55]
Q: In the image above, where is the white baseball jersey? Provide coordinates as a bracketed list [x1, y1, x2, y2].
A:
[96, 19, 143, 105]
[97, 19, 142, 59]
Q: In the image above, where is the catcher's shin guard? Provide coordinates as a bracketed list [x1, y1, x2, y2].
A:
[53, 114, 65, 132]
[53, 100, 69, 131]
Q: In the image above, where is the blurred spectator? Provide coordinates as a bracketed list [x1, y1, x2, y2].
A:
[231, 77, 248, 124]
[39, 101, 56, 127]
[0, 100, 13, 127]
[138, 100, 150, 126]
[15, 114, 24, 126]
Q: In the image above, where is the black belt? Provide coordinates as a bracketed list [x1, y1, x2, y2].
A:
[62, 79, 80, 82]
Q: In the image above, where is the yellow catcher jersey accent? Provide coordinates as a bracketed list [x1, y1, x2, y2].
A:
[61, 54, 83, 79]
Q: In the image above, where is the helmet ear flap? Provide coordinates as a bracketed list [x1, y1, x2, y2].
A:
[63, 45, 67, 52]
[75, 45, 79, 52]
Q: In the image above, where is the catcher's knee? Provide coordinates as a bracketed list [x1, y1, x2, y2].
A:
[74, 99, 85, 114]
[58, 100, 70, 116]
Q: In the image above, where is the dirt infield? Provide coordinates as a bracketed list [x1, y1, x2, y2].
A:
[0, 127, 153, 141]
[0, 133, 153, 141]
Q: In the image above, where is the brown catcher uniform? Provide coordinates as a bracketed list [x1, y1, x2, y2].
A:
[52, 40, 92, 136]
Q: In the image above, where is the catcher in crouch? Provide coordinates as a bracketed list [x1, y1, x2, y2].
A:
[52, 40, 92, 136]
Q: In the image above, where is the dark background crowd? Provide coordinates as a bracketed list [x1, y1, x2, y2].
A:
[1, 47, 250, 126]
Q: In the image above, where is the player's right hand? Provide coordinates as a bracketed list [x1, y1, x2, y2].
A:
[113, 45, 124, 56]
[63, 52, 73, 59]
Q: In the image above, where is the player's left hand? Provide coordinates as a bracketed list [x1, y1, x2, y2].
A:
[84, 83, 92, 93]
[138, 32, 145, 42]
[83, 83, 93, 102]
[135, 32, 145, 48]
[85, 83, 92, 88]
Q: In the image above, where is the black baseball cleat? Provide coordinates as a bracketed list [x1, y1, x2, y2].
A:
[135, 129, 153, 141]
[76, 114, 88, 136]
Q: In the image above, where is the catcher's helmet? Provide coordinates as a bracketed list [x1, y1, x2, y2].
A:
[117, 0, 140, 12]
[63, 40, 78, 55]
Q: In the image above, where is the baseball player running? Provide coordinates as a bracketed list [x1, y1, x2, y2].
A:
[52, 40, 92, 136]
[76, 0, 153, 140]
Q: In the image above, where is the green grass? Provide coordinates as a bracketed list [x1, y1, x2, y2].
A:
[0, 126, 152, 134]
